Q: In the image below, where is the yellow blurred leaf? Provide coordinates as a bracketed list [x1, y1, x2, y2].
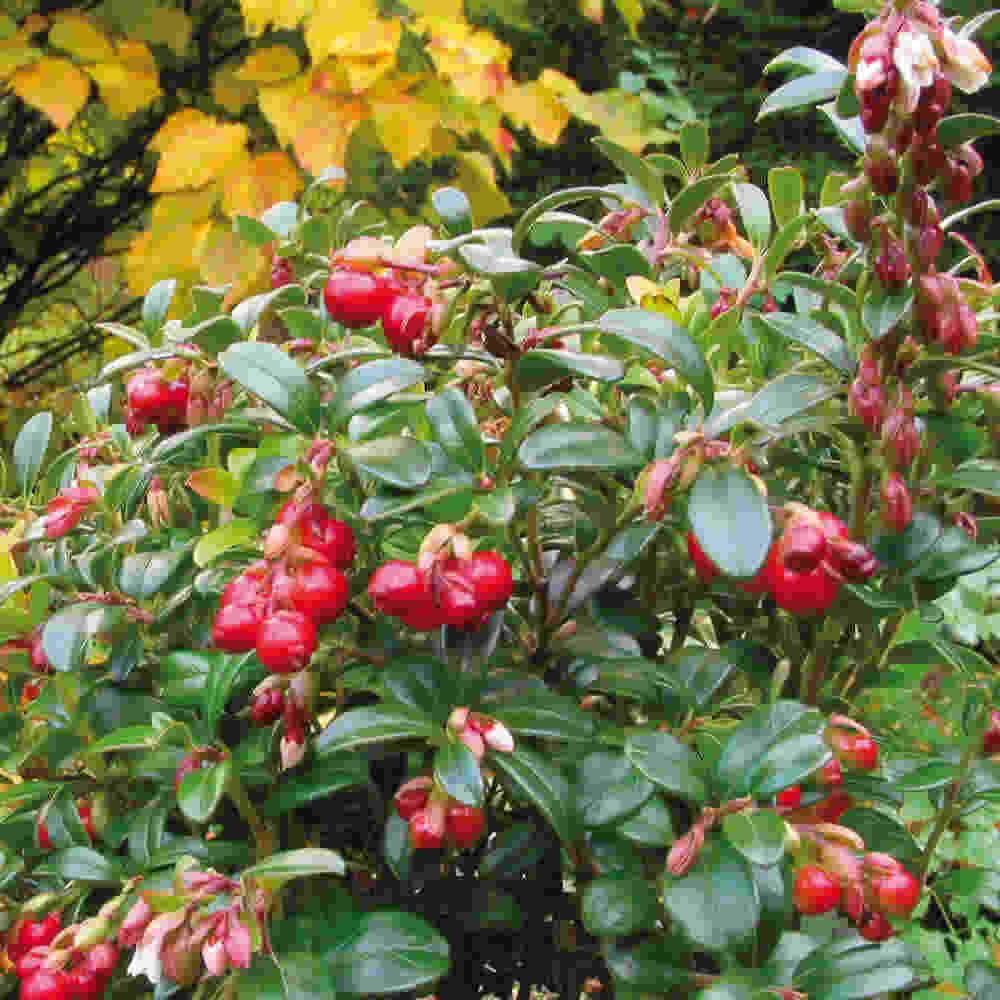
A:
[125, 220, 208, 298]
[240, 0, 315, 36]
[89, 41, 162, 117]
[132, 5, 193, 57]
[303, 0, 378, 65]
[259, 76, 365, 175]
[498, 78, 569, 146]
[579, 0, 603, 22]
[330, 19, 401, 94]
[213, 64, 257, 114]
[371, 94, 439, 167]
[150, 112, 249, 192]
[625, 276, 682, 322]
[187, 468, 240, 508]
[420, 17, 511, 104]
[48, 12, 115, 63]
[237, 44, 301, 83]
[151, 186, 221, 232]
[10, 57, 90, 130]
[612, 0, 643, 37]
[221, 150, 303, 219]
[405, 0, 463, 15]
[454, 150, 511, 223]
[0, 14, 17, 40]
[0, 40, 41, 78]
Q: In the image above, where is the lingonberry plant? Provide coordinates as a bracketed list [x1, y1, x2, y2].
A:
[1, 2, 999, 998]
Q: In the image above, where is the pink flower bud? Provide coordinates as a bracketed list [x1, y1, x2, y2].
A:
[875, 235, 910, 291]
[643, 456, 681, 522]
[459, 727, 485, 760]
[881, 473, 913, 533]
[881, 407, 920, 470]
[482, 719, 515, 753]
[849, 377, 886, 434]
[447, 706, 470, 732]
[916, 225, 944, 272]
[667, 822, 705, 877]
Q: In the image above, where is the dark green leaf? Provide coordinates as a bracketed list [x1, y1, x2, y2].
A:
[707, 373, 837, 436]
[119, 548, 190, 599]
[605, 935, 695, 991]
[479, 822, 549, 880]
[261, 757, 369, 817]
[862, 284, 913, 342]
[434, 741, 484, 807]
[938, 113, 1000, 147]
[937, 459, 1000, 498]
[663, 646, 736, 709]
[871, 512, 942, 572]
[625, 728, 708, 804]
[178, 757, 232, 824]
[234, 215, 278, 245]
[36, 847, 124, 885]
[662, 837, 760, 953]
[669, 174, 733, 233]
[617, 795, 675, 846]
[593, 138, 665, 206]
[488, 745, 573, 843]
[967, 960, 1000, 1000]
[600, 307, 713, 413]
[838, 808, 920, 867]
[490, 692, 596, 743]
[380, 657, 457, 721]
[516, 350, 624, 391]
[426, 387, 484, 473]
[731, 183, 771, 248]
[721, 809, 785, 867]
[330, 359, 426, 427]
[244, 848, 346, 885]
[757, 71, 847, 119]
[219, 342, 320, 433]
[753, 312, 855, 373]
[689, 464, 772, 579]
[581, 874, 658, 937]
[345, 437, 432, 490]
[203, 651, 255, 735]
[518, 423, 643, 470]
[915, 527, 999, 582]
[793, 936, 920, 1000]
[315, 704, 437, 755]
[575, 750, 654, 829]
[143, 279, 177, 335]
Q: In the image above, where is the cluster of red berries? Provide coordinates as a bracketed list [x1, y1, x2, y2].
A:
[687, 505, 878, 615]
[368, 551, 514, 631]
[124, 367, 190, 436]
[323, 268, 435, 358]
[8, 911, 119, 1000]
[211, 499, 355, 673]
[793, 851, 921, 941]
[393, 777, 486, 850]
[1, 626, 53, 707]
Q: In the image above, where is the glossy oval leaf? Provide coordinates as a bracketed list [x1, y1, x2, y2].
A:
[330, 359, 426, 427]
[625, 728, 709, 804]
[581, 874, 659, 937]
[575, 750, 654, 829]
[14, 412, 52, 496]
[426, 386, 484, 474]
[219, 342, 320, 433]
[345, 437, 433, 490]
[488, 745, 573, 844]
[721, 809, 786, 867]
[434, 740, 484, 807]
[518, 423, 643, 471]
[753, 312, 855, 373]
[314, 704, 437, 755]
[689, 464, 772, 579]
[178, 758, 232, 825]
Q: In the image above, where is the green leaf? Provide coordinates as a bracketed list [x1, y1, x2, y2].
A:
[459, 243, 542, 302]
[764, 216, 810, 281]
[329, 359, 426, 427]
[593, 138, 664, 207]
[581, 874, 658, 937]
[479, 821, 548, 880]
[219, 342, 321, 433]
[669, 173, 733, 234]
[14, 412, 52, 495]
[838, 807, 920, 867]
[600, 307, 713, 413]
[143, 278, 177, 335]
[605, 935, 695, 991]
[512, 186, 624, 256]
[679, 121, 709, 170]
[714, 701, 828, 800]
[707, 373, 837, 436]
[752, 312, 855, 373]
[516, 349, 624, 391]
[119, 548, 190, 599]
[36, 847, 124, 885]
[776, 271, 858, 312]
[193, 519, 258, 568]
[862, 284, 913, 342]
[662, 837, 760, 953]
[731, 183, 771, 249]
[721, 809, 785, 867]
[203, 651, 255, 734]
[871, 512, 942, 572]
[617, 795, 675, 847]
[793, 936, 920, 1000]
[260, 757, 369, 817]
[758, 71, 847, 120]
[315, 704, 437, 755]
[937, 459, 1000, 498]
[434, 741, 484, 807]
[689, 464, 772, 579]
[768, 167, 804, 230]
[575, 750, 654, 829]
[663, 646, 736, 709]
[915, 527, 999, 582]
[86, 725, 160, 754]
[345, 437, 432, 490]
[328, 911, 449, 997]
[432, 186, 473, 235]
[488, 745, 573, 843]
[490, 692, 596, 743]
[425, 387, 483, 474]
[937, 113, 1000, 148]
[518, 423, 643, 471]
[234, 214, 279, 246]
[178, 757, 232, 824]
[764, 47, 846, 77]
[244, 848, 346, 886]
[625, 728, 709, 804]
[42, 603, 124, 672]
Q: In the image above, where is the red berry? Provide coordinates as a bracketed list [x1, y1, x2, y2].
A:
[324, 270, 393, 329]
[394, 780, 432, 821]
[794, 865, 841, 915]
[765, 546, 840, 616]
[687, 532, 718, 585]
[277, 501, 356, 569]
[435, 563, 482, 629]
[463, 552, 514, 614]
[68, 964, 102, 1000]
[383, 294, 433, 357]
[13, 913, 62, 959]
[858, 910, 893, 941]
[814, 789, 854, 823]
[212, 601, 265, 653]
[271, 255, 294, 289]
[834, 732, 879, 772]
[126, 369, 169, 420]
[83, 941, 119, 978]
[445, 804, 486, 847]
[249, 688, 285, 725]
[777, 518, 828, 575]
[19, 969, 73, 1000]
[29, 630, 52, 674]
[776, 786, 801, 808]
[15, 946, 50, 980]
[409, 807, 444, 849]
[21, 678, 44, 707]
[220, 561, 273, 609]
[817, 758, 843, 786]
[255, 610, 317, 673]
[290, 562, 349, 624]
[174, 747, 226, 795]
[983, 710, 1000, 755]
[77, 800, 95, 841]
[873, 867, 921, 917]
[37, 817, 53, 851]
[368, 561, 442, 631]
